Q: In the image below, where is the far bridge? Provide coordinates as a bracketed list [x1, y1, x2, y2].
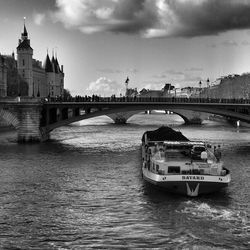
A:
[1, 97, 250, 142]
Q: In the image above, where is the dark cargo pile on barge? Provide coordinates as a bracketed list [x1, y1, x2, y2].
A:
[142, 126, 189, 143]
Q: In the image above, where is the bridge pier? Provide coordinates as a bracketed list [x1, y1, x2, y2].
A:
[17, 106, 48, 142]
[114, 116, 127, 124]
[107, 113, 129, 124]
[107, 111, 139, 124]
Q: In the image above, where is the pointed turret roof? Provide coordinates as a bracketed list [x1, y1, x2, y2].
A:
[51, 55, 59, 73]
[44, 54, 54, 72]
[55, 50, 62, 73]
[17, 20, 33, 51]
[17, 39, 32, 50]
[22, 24, 28, 37]
[55, 57, 61, 73]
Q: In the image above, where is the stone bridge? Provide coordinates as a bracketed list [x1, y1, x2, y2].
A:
[1, 97, 250, 142]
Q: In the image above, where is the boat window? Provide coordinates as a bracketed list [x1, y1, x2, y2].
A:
[192, 146, 205, 152]
[168, 166, 180, 174]
[156, 165, 159, 172]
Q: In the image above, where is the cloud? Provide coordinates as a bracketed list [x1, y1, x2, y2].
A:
[185, 67, 203, 72]
[127, 68, 139, 74]
[48, 0, 250, 38]
[221, 40, 238, 46]
[160, 0, 250, 38]
[151, 68, 203, 88]
[153, 69, 186, 79]
[50, 0, 158, 35]
[207, 43, 217, 48]
[141, 81, 166, 90]
[33, 12, 46, 25]
[207, 40, 239, 48]
[242, 40, 250, 46]
[164, 69, 185, 75]
[97, 68, 138, 74]
[86, 77, 124, 96]
[97, 68, 123, 74]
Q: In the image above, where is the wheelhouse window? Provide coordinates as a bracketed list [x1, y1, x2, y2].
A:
[168, 166, 180, 174]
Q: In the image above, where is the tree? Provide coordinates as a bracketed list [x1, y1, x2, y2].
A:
[63, 88, 71, 99]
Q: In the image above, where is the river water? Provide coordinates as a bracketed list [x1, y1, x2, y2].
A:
[0, 113, 250, 249]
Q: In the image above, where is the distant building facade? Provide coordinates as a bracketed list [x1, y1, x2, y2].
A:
[199, 74, 250, 99]
[0, 22, 64, 98]
[139, 83, 175, 97]
[126, 87, 138, 97]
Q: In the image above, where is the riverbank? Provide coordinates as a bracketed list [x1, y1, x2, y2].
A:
[209, 114, 250, 128]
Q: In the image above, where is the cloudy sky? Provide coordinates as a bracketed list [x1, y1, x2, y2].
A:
[1, 0, 250, 96]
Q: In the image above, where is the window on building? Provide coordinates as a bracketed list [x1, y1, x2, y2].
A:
[23, 59, 25, 66]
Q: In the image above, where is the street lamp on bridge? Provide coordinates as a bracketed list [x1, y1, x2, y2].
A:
[125, 76, 129, 97]
[199, 80, 202, 98]
[207, 78, 210, 98]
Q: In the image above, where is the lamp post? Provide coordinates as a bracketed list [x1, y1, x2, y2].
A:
[199, 80, 202, 98]
[125, 77, 129, 97]
[206, 78, 210, 99]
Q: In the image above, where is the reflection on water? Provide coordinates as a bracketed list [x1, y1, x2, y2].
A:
[0, 114, 250, 249]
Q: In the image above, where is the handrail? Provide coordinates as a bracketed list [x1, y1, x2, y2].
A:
[41, 96, 250, 105]
[1, 96, 250, 105]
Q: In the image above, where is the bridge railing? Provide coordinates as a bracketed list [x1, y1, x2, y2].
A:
[42, 96, 250, 104]
[2, 96, 250, 104]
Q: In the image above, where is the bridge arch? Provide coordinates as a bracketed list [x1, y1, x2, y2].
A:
[169, 111, 190, 124]
[106, 110, 197, 124]
[45, 102, 250, 133]
[45, 107, 200, 132]
[107, 109, 208, 125]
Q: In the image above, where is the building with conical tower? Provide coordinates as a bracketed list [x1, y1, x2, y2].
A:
[0, 20, 64, 98]
[17, 22, 34, 96]
[44, 52, 64, 97]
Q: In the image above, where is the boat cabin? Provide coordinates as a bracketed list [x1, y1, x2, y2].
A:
[143, 141, 226, 177]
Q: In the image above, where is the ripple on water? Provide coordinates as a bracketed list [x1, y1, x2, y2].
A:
[178, 200, 250, 247]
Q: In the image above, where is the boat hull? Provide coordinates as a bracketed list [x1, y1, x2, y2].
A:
[142, 168, 230, 197]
